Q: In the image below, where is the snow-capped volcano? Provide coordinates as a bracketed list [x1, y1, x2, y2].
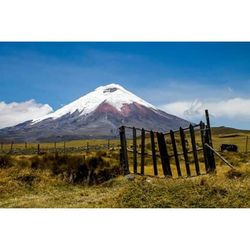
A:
[0, 83, 191, 142]
[33, 83, 156, 123]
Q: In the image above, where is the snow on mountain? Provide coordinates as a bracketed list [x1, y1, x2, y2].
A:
[33, 83, 156, 123]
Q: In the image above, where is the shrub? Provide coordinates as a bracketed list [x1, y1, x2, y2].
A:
[0, 154, 13, 169]
[226, 169, 242, 179]
[27, 153, 120, 185]
[16, 175, 38, 186]
[30, 156, 44, 170]
[1, 153, 121, 185]
[95, 151, 107, 157]
[86, 156, 121, 185]
[17, 157, 30, 168]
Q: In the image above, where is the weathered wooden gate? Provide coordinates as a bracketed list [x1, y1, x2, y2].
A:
[119, 110, 216, 178]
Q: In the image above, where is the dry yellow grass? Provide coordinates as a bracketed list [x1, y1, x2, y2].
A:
[0, 127, 249, 208]
[0, 150, 249, 208]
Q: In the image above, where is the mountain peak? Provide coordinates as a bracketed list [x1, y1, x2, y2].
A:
[95, 83, 125, 93]
[33, 83, 157, 123]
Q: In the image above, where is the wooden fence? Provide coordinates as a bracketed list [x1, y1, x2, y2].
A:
[119, 110, 216, 178]
[0, 140, 116, 155]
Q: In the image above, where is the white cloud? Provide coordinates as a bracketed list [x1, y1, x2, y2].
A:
[0, 100, 53, 129]
[160, 98, 250, 121]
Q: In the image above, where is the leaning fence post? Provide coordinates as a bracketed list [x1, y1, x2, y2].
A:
[119, 126, 130, 175]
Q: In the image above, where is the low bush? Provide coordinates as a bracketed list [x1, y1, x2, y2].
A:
[0, 154, 13, 169]
[226, 169, 243, 179]
[25, 153, 121, 185]
[95, 151, 107, 157]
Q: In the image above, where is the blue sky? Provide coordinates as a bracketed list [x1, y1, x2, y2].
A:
[1, 42, 250, 129]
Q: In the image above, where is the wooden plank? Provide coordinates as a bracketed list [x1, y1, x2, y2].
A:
[133, 127, 138, 174]
[141, 128, 145, 175]
[205, 143, 234, 169]
[37, 144, 40, 155]
[170, 130, 182, 177]
[180, 127, 191, 177]
[156, 132, 172, 177]
[150, 130, 158, 176]
[189, 124, 200, 175]
[119, 126, 130, 175]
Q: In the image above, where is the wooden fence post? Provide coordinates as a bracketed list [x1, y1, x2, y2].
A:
[157, 132, 172, 177]
[37, 144, 40, 155]
[189, 124, 200, 175]
[107, 139, 110, 150]
[205, 110, 216, 172]
[1, 142, 3, 151]
[141, 128, 145, 175]
[25, 142, 27, 150]
[205, 110, 213, 147]
[86, 142, 89, 154]
[170, 130, 182, 177]
[150, 130, 158, 176]
[200, 121, 209, 172]
[10, 141, 14, 154]
[180, 127, 191, 177]
[133, 127, 138, 174]
[119, 126, 129, 175]
[246, 136, 248, 153]
[63, 141, 66, 154]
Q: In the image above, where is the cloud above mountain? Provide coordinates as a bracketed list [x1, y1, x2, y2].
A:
[0, 100, 53, 129]
[161, 98, 250, 124]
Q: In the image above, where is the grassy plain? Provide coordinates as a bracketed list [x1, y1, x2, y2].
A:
[0, 126, 249, 208]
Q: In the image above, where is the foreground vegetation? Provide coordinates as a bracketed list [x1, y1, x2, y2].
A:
[0, 151, 249, 208]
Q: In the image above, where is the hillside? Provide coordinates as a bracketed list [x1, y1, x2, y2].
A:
[211, 126, 250, 136]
